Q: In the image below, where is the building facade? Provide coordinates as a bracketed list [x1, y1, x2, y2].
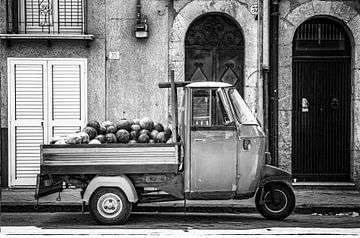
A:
[0, 0, 359, 188]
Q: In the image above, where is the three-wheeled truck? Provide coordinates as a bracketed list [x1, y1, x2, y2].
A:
[35, 80, 295, 224]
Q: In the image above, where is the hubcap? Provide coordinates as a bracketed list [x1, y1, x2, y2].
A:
[264, 188, 288, 213]
[97, 193, 123, 219]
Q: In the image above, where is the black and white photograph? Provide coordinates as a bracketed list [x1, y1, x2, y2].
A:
[0, 0, 359, 237]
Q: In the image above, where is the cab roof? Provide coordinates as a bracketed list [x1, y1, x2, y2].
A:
[185, 82, 232, 88]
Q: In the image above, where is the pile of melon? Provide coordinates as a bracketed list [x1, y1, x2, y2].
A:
[51, 117, 175, 145]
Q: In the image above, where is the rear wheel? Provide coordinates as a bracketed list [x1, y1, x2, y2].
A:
[90, 187, 132, 225]
[255, 183, 295, 220]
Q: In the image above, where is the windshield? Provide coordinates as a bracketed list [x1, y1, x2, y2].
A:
[228, 87, 258, 125]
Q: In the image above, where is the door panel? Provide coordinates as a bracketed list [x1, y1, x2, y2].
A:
[292, 59, 351, 181]
[190, 129, 237, 192]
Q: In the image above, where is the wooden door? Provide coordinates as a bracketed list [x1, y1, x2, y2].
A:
[185, 14, 244, 96]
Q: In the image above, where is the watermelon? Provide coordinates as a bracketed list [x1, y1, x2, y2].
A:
[131, 124, 141, 132]
[133, 118, 141, 125]
[89, 139, 101, 144]
[156, 132, 170, 143]
[55, 139, 67, 144]
[149, 139, 155, 144]
[138, 134, 149, 143]
[140, 117, 154, 131]
[49, 136, 62, 145]
[78, 132, 90, 144]
[130, 130, 140, 140]
[101, 120, 114, 129]
[166, 138, 174, 144]
[86, 120, 100, 134]
[154, 122, 164, 132]
[106, 125, 117, 134]
[140, 129, 150, 136]
[150, 130, 159, 140]
[105, 133, 117, 143]
[99, 125, 107, 135]
[82, 126, 97, 140]
[164, 127, 172, 137]
[115, 119, 132, 132]
[95, 134, 106, 143]
[128, 140, 137, 144]
[66, 133, 82, 144]
[116, 129, 130, 143]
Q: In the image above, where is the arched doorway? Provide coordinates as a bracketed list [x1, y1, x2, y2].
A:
[185, 14, 244, 96]
[292, 17, 351, 182]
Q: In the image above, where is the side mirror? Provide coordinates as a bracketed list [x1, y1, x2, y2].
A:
[265, 152, 272, 165]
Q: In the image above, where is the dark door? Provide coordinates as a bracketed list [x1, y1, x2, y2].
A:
[292, 18, 351, 181]
[185, 14, 244, 96]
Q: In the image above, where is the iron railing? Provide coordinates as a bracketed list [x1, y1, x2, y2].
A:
[6, 0, 87, 34]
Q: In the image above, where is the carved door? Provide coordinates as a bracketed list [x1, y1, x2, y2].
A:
[185, 14, 244, 96]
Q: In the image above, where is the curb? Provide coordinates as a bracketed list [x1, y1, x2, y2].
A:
[2, 204, 360, 214]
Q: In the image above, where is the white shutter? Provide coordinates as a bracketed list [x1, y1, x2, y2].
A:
[9, 61, 47, 186]
[8, 58, 87, 187]
[58, 0, 84, 34]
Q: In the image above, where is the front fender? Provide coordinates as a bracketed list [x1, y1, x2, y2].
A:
[83, 175, 138, 205]
[259, 164, 293, 187]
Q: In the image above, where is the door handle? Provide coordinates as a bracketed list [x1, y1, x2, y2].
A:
[194, 138, 206, 142]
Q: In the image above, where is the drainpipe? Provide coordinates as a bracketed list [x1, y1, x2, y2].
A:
[262, 0, 270, 153]
[269, 0, 279, 166]
[257, 0, 264, 126]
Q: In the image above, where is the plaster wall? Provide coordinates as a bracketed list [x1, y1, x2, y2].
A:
[278, 0, 360, 186]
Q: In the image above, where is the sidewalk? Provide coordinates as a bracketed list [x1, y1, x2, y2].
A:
[2, 188, 360, 214]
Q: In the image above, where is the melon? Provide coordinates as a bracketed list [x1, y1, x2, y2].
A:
[105, 133, 117, 143]
[89, 139, 101, 144]
[86, 120, 100, 134]
[78, 132, 90, 144]
[95, 134, 106, 144]
[106, 125, 117, 134]
[156, 132, 170, 143]
[150, 130, 159, 140]
[131, 124, 141, 132]
[128, 140, 137, 144]
[115, 119, 132, 132]
[140, 129, 150, 136]
[154, 122, 164, 132]
[138, 134, 149, 143]
[149, 139, 155, 144]
[49, 136, 62, 145]
[82, 126, 97, 140]
[133, 118, 141, 125]
[139, 117, 154, 131]
[99, 125, 107, 135]
[66, 133, 82, 144]
[116, 129, 130, 143]
[130, 130, 140, 140]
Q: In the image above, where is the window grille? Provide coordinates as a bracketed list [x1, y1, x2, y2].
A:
[7, 0, 86, 34]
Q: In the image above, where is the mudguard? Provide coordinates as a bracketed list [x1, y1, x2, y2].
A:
[259, 164, 293, 187]
[82, 175, 138, 205]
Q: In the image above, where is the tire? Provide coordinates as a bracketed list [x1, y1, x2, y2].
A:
[255, 183, 295, 220]
[89, 187, 132, 225]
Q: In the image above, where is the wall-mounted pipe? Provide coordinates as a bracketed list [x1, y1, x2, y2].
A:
[269, 0, 279, 166]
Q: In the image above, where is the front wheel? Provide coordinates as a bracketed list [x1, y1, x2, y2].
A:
[255, 183, 295, 220]
[89, 187, 132, 225]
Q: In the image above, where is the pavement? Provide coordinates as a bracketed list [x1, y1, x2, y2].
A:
[1, 187, 360, 214]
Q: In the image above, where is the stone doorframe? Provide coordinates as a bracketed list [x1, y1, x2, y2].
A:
[169, 0, 259, 115]
[278, 1, 360, 184]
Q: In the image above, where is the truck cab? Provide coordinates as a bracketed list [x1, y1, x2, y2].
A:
[179, 82, 265, 200]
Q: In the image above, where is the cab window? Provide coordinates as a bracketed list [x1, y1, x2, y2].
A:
[192, 89, 230, 126]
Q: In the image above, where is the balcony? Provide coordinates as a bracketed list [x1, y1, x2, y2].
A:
[0, 0, 94, 42]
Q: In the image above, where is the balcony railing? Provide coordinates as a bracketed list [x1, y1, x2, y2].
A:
[6, 0, 88, 35]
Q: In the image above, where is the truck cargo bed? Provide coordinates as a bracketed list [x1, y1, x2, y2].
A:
[40, 143, 180, 175]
